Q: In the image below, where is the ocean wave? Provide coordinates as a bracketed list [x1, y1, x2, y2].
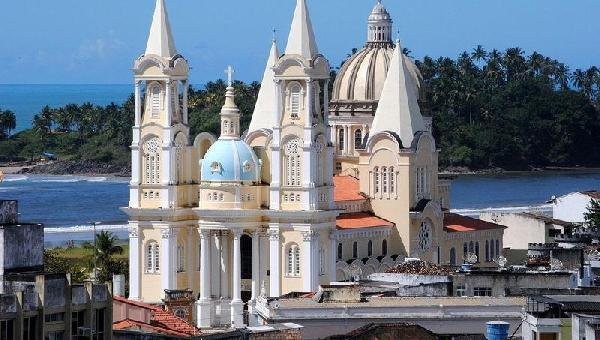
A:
[44, 224, 128, 234]
[3, 175, 28, 182]
[86, 177, 107, 182]
[33, 178, 81, 183]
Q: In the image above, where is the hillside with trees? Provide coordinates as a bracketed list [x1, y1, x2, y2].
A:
[0, 46, 599, 173]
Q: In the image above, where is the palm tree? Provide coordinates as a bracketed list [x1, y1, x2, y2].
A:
[471, 45, 487, 63]
[93, 231, 123, 269]
[0, 109, 16, 139]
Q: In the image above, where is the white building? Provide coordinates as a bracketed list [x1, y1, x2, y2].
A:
[552, 191, 600, 224]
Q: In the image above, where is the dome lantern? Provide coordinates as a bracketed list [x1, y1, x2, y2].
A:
[367, 0, 393, 46]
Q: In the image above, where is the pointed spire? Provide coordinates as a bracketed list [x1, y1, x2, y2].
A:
[370, 43, 425, 148]
[285, 0, 319, 59]
[249, 38, 281, 133]
[219, 66, 241, 140]
[145, 0, 177, 58]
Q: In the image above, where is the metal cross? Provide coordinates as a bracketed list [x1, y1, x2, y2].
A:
[225, 65, 235, 87]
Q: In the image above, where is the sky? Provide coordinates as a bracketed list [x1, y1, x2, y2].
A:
[0, 0, 599, 85]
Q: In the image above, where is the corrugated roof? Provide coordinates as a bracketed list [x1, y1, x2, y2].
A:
[444, 213, 506, 233]
[337, 213, 393, 230]
[333, 176, 367, 202]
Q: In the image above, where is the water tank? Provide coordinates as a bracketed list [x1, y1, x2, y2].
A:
[486, 321, 510, 340]
[113, 274, 125, 297]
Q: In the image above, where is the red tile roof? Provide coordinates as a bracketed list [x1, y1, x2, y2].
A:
[114, 319, 190, 337]
[333, 176, 366, 202]
[443, 213, 506, 233]
[113, 296, 200, 336]
[582, 191, 600, 200]
[336, 213, 394, 230]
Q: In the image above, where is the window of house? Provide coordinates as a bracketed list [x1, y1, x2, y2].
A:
[352, 241, 358, 258]
[146, 241, 160, 273]
[382, 239, 388, 256]
[469, 241, 474, 254]
[485, 240, 490, 262]
[0, 320, 14, 340]
[456, 285, 466, 297]
[389, 167, 395, 193]
[450, 247, 456, 265]
[354, 129, 362, 148]
[177, 244, 185, 272]
[151, 85, 161, 118]
[45, 313, 65, 323]
[337, 243, 343, 260]
[45, 331, 64, 340]
[23, 316, 37, 340]
[287, 244, 300, 277]
[95, 308, 106, 340]
[374, 167, 380, 195]
[367, 240, 373, 257]
[490, 239, 495, 259]
[175, 309, 186, 319]
[290, 85, 301, 118]
[336, 162, 342, 171]
[474, 287, 492, 297]
[143, 137, 161, 185]
[71, 311, 84, 337]
[284, 139, 301, 187]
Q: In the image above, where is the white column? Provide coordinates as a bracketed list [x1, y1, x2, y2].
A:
[251, 231, 260, 301]
[161, 228, 176, 295]
[329, 235, 337, 283]
[306, 80, 314, 128]
[230, 229, 244, 327]
[344, 125, 350, 155]
[182, 80, 189, 125]
[199, 230, 211, 301]
[165, 80, 172, 127]
[128, 224, 141, 300]
[273, 79, 282, 128]
[268, 229, 281, 297]
[232, 230, 242, 303]
[220, 231, 230, 299]
[134, 81, 141, 126]
[302, 231, 316, 292]
[346, 125, 352, 155]
[187, 228, 194, 290]
[324, 80, 330, 127]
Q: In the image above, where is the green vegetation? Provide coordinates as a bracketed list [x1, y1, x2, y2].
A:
[0, 108, 16, 140]
[585, 199, 600, 229]
[44, 231, 129, 283]
[1, 46, 599, 171]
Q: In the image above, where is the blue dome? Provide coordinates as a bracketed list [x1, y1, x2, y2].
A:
[201, 139, 261, 182]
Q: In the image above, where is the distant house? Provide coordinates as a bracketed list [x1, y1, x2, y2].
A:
[552, 191, 600, 224]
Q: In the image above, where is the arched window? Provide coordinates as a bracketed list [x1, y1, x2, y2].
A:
[177, 244, 185, 272]
[475, 242, 480, 262]
[382, 240, 388, 256]
[468, 241, 474, 254]
[146, 241, 160, 273]
[338, 129, 344, 151]
[463, 243, 468, 258]
[382, 167, 388, 193]
[337, 243, 343, 260]
[354, 129, 362, 149]
[284, 138, 302, 187]
[485, 241, 490, 262]
[352, 241, 358, 259]
[290, 85, 301, 118]
[175, 309, 186, 319]
[151, 85, 161, 118]
[143, 138, 161, 185]
[450, 248, 457, 265]
[374, 167, 380, 195]
[223, 120, 229, 134]
[490, 239, 495, 259]
[496, 240, 500, 258]
[286, 244, 300, 276]
[367, 240, 373, 257]
[389, 167, 395, 193]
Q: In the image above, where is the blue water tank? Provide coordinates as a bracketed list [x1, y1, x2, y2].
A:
[486, 321, 510, 340]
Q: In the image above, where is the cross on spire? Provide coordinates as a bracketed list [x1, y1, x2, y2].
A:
[225, 65, 235, 87]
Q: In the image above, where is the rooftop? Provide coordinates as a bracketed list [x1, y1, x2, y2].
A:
[444, 213, 506, 233]
[517, 212, 575, 227]
[333, 176, 366, 202]
[336, 212, 393, 230]
[582, 191, 600, 200]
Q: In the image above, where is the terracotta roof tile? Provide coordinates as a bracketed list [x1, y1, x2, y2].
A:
[444, 213, 506, 233]
[337, 213, 393, 229]
[333, 176, 366, 202]
[113, 319, 190, 337]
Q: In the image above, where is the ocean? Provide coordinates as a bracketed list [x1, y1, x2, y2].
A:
[0, 84, 132, 132]
[1, 171, 599, 246]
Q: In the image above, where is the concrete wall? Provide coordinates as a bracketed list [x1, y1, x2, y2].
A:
[480, 212, 548, 250]
[553, 193, 593, 223]
[453, 272, 574, 297]
[0, 224, 44, 272]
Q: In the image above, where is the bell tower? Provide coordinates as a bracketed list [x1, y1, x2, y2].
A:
[130, 0, 190, 210]
[269, 0, 334, 211]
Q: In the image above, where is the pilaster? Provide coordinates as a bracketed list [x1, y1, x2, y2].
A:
[268, 228, 281, 297]
[160, 227, 177, 296]
[128, 224, 141, 300]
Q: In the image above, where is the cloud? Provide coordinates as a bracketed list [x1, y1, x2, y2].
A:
[71, 30, 126, 66]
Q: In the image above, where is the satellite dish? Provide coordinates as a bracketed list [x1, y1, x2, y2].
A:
[496, 256, 507, 269]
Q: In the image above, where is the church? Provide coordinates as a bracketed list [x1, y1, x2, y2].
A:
[124, 0, 506, 328]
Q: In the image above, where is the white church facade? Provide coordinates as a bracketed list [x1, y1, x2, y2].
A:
[124, 0, 506, 328]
